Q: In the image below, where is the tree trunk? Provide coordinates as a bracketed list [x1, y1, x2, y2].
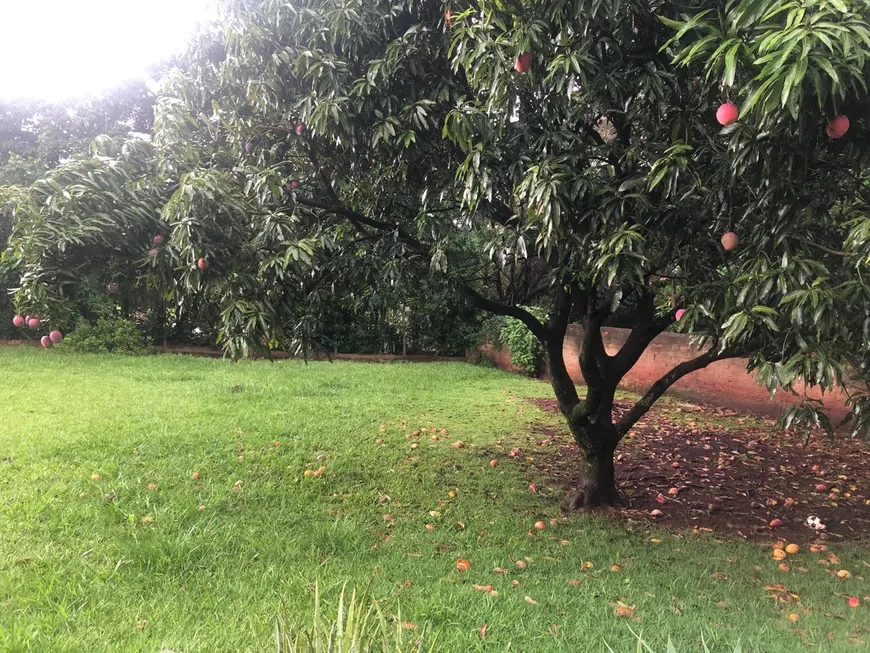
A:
[568, 427, 621, 508]
[545, 330, 621, 508]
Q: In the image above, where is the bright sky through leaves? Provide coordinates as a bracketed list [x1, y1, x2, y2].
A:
[0, 0, 215, 101]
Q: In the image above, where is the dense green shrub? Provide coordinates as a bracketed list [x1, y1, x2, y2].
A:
[498, 306, 548, 375]
[479, 314, 505, 346]
[58, 318, 150, 355]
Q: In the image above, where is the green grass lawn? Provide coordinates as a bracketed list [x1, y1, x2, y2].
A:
[0, 348, 867, 652]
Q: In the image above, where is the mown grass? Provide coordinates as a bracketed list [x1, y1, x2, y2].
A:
[0, 348, 867, 652]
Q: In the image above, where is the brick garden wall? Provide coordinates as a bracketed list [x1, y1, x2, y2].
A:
[488, 325, 851, 423]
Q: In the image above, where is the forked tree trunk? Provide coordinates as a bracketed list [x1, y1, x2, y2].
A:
[466, 280, 745, 510]
[568, 421, 621, 508]
[544, 321, 624, 508]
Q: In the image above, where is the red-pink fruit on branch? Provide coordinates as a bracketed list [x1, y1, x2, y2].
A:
[49, 330, 63, 343]
[27, 317, 40, 328]
[675, 309, 686, 321]
[716, 102, 739, 126]
[153, 234, 164, 245]
[826, 115, 850, 139]
[197, 257, 209, 270]
[515, 52, 532, 73]
[40, 335, 52, 349]
[12, 315, 24, 327]
[721, 231, 739, 251]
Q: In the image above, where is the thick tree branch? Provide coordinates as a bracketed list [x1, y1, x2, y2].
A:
[296, 195, 427, 255]
[462, 285, 549, 342]
[615, 343, 749, 439]
[546, 284, 582, 416]
[297, 193, 550, 351]
[609, 288, 674, 380]
[579, 285, 612, 418]
[481, 198, 520, 228]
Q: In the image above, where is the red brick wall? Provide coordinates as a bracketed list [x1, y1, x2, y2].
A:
[495, 325, 850, 422]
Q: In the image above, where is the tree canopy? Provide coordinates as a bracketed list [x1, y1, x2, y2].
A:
[5, 0, 870, 504]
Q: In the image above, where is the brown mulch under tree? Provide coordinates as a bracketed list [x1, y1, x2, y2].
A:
[530, 398, 870, 543]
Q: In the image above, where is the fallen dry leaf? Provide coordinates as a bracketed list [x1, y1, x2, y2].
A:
[478, 623, 487, 640]
[524, 595, 538, 605]
[400, 622, 417, 630]
[472, 584, 498, 597]
[613, 602, 636, 618]
[567, 578, 583, 586]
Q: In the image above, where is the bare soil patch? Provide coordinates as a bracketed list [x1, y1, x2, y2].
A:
[531, 398, 870, 543]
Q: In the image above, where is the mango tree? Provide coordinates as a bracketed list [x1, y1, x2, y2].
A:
[8, 0, 870, 506]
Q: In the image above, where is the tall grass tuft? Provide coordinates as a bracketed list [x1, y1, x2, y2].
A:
[275, 584, 438, 653]
[606, 628, 743, 653]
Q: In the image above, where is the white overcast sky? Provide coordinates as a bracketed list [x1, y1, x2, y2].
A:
[0, 1, 217, 102]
